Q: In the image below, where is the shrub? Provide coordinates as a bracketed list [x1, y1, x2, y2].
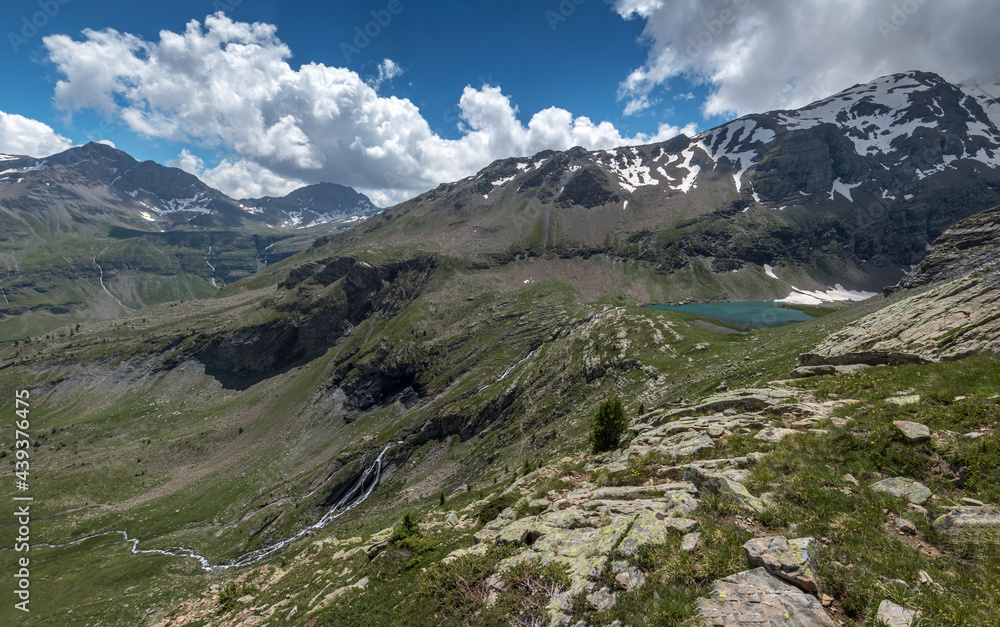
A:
[217, 581, 257, 614]
[390, 511, 421, 544]
[589, 397, 629, 453]
[476, 493, 518, 524]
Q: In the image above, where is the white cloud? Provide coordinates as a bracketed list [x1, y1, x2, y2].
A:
[0, 110, 74, 157]
[168, 149, 304, 200]
[615, 0, 1000, 119]
[368, 58, 404, 90]
[44, 13, 692, 204]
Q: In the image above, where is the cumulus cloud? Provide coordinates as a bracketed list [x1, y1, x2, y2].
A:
[368, 58, 404, 90]
[44, 13, 691, 204]
[615, 0, 1000, 119]
[168, 149, 305, 200]
[0, 110, 74, 157]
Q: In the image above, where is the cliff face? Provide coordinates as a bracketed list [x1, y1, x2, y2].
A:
[804, 204, 1000, 365]
[893, 204, 1000, 291]
[196, 256, 438, 375]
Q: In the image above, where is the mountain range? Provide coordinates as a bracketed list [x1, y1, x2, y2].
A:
[0, 142, 380, 336]
[330, 71, 1000, 304]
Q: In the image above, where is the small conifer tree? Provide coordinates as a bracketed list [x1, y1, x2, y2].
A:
[589, 397, 629, 453]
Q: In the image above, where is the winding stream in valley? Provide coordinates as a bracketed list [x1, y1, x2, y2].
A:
[32, 441, 402, 572]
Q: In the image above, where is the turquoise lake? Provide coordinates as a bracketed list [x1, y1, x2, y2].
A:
[646, 302, 815, 329]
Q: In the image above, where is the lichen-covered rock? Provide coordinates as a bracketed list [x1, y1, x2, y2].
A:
[441, 543, 491, 564]
[790, 365, 839, 378]
[541, 509, 590, 530]
[754, 427, 799, 443]
[617, 510, 669, 558]
[588, 498, 668, 516]
[653, 388, 798, 424]
[611, 560, 645, 591]
[870, 477, 932, 505]
[495, 518, 556, 546]
[585, 586, 617, 611]
[803, 271, 1000, 365]
[663, 491, 700, 516]
[696, 568, 837, 626]
[742, 536, 821, 593]
[665, 518, 700, 534]
[496, 513, 638, 610]
[685, 466, 765, 513]
[588, 483, 693, 501]
[932, 505, 1000, 534]
[887, 395, 922, 406]
[658, 431, 715, 457]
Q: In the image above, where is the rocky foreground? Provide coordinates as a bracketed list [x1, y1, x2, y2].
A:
[154, 379, 999, 627]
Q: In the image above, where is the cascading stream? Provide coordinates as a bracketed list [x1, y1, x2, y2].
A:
[205, 244, 217, 287]
[30, 441, 403, 572]
[94, 244, 126, 307]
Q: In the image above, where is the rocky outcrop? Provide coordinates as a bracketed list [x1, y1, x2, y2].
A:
[805, 203, 1000, 366]
[892, 204, 1000, 291]
[197, 257, 437, 375]
[802, 270, 1000, 366]
[742, 536, 822, 593]
[686, 466, 766, 514]
[695, 568, 837, 626]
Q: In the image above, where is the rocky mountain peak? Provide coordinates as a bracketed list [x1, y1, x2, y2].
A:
[46, 141, 138, 169]
[239, 182, 380, 229]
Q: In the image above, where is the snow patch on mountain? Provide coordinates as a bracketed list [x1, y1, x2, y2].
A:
[777, 74, 942, 157]
[0, 161, 47, 176]
[672, 148, 701, 194]
[777, 284, 877, 306]
[960, 82, 1000, 136]
[692, 120, 764, 192]
[599, 148, 659, 193]
[159, 192, 213, 215]
[750, 127, 775, 144]
[830, 179, 862, 202]
[969, 147, 1000, 169]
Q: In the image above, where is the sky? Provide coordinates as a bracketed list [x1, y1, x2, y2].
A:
[1, 0, 998, 206]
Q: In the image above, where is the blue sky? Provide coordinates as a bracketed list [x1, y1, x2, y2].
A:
[0, 0, 996, 204]
[0, 1, 708, 160]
